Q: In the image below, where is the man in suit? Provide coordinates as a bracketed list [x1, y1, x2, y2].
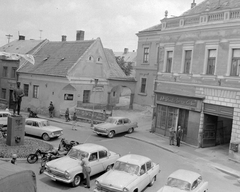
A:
[12, 82, 24, 116]
[176, 126, 183, 147]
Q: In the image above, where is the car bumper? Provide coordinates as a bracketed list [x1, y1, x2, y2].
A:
[43, 171, 72, 183]
[49, 133, 63, 138]
[93, 130, 108, 136]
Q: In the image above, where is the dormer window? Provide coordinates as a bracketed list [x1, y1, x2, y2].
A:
[88, 56, 93, 61]
[97, 57, 102, 63]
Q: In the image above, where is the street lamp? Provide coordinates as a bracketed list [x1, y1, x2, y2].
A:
[91, 78, 99, 127]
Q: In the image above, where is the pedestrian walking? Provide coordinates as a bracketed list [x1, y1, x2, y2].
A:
[176, 126, 183, 147]
[65, 108, 70, 122]
[72, 112, 78, 130]
[48, 101, 54, 118]
[80, 153, 91, 188]
[169, 127, 175, 145]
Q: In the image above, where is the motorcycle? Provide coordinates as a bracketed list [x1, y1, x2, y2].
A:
[27, 149, 48, 164]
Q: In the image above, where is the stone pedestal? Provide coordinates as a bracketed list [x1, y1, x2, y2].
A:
[6, 116, 25, 146]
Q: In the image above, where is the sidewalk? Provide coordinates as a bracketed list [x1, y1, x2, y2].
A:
[23, 111, 240, 179]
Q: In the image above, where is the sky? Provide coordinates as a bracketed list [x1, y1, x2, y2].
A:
[0, 0, 205, 52]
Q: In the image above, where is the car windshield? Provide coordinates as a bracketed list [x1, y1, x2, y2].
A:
[67, 148, 88, 160]
[113, 161, 139, 175]
[166, 177, 191, 191]
[105, 117, 116, 124]
[39, 121, 50, 127]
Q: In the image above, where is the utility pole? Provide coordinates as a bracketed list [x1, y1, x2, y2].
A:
[6, 34, 13, 44]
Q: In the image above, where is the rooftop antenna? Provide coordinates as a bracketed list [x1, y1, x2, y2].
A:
[39, 30, 43, 40]
[6, 34, 13, 44]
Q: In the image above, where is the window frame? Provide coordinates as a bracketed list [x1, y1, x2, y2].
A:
[2, 66, 8, 77]
[226, 44, 240, 76]
[229, 48, 240, 76]
[1, 88, 6, 99]
[163, 47, 174, 73]
[24, 84, 29, 97]
[143, 47, 150, 63]
[203, 45, 218, 75]
[140, 77, 147, 94]
[83, 90, 90, 103]
[11, 67, 17, 78]
[181, 46, 193, 74]
[33, 85, 39, 98]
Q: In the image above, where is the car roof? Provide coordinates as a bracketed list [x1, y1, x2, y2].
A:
[0, 111, 11, 114]
[73, 143, 108, 153]
[25, 118, 48, 122]
[108, 117, 128, 120]
[117, 154, 151, 166]
[169, 169, 201, 183]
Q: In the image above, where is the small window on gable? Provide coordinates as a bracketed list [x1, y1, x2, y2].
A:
[97, 57, 102, 63]
[88, 56, 93, 61]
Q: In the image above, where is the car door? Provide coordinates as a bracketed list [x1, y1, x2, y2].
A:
[31, 121, 41, 136]
[98, 150, 110, 171]
[123, 118, 131, 132]
[115, 119, 124, 134]
[146, 161, 156, 181]
[137, 164, 150, 191]
[88, 152, 102, 176]
[25, 120, 33, 135]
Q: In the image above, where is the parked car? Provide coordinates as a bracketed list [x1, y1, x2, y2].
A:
[93, 117, 138, 138]
[43, 143, 120, 187]
[0, 110, 11, 130]
[94, 154, 160, 192]
[157, 169, 208, 192]
[25, 118, 63, 141]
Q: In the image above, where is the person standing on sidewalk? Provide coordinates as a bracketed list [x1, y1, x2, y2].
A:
[80, 153, 91, 188]
[176, 126, 183, 147]
[48, 101, 54, 118]
[72, 112, 77, 130]
[65, 108, 70, 122]
[169, 127, 175, 145]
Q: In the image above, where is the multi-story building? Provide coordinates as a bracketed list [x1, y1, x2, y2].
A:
[135, 0, 240, 162]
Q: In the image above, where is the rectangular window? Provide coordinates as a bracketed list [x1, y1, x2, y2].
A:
[230, 49, 240, 76]
[143, 47, 149, 63]
[11, 67, 17, 78]
[166, 51, 173, 73]
[184, 50, 191, 74]
[2, 66, 8, 77]
[1, 88, 6, 99]
[206, 49, 216, 75]
[64, 94, 73, 100]
[24, 84, 29, 97]
[33, 85, 39, 98]
[83, 90, 90, 103]
[140, 78, 147, 93]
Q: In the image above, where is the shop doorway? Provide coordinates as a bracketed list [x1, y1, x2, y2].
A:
[202, 114, 232, 148]
[178, 109, 189, 142]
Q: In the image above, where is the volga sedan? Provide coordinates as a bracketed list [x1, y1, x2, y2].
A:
[94, 154, 160, 192]
[157, 169, 208, 192]
[25, 118, 63, 141]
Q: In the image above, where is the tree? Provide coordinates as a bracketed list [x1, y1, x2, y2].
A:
[115, 56, 133, 76]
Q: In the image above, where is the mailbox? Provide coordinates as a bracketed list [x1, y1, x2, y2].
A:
[230, 142, 239, 152]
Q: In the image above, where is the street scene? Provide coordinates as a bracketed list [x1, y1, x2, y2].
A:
[1, 0, 240, 192]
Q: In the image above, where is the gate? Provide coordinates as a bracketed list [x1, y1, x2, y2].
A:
[202, 114, 218, 147]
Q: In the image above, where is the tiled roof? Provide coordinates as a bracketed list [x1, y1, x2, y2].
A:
[0, 39, 44, 54]
[182, 0, 240, 16]
[104, 48, 126, 78]
[139, 24, 162, 33]
[18, 40, 95, 76]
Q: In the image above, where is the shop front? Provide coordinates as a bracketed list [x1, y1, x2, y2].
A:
[154, 92, 204, 146]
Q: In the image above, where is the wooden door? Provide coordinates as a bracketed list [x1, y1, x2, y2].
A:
[202, 114, 217, 147]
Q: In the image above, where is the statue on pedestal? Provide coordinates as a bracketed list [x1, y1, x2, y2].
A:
[12, 82, 24, 116]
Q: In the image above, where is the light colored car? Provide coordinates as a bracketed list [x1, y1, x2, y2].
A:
[94, 154, 160, 192]
[93, 117, 138, 138]
[44, 143, 121, 187]
[25, 118, 63, 141]
[157, 169, 208, 192]
[0, 110, 11, 129]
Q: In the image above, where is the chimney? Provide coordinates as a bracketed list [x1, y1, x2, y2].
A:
[76, 30, 85, 41]
[62, 35, 67, 41]
[191, 0, 196, 8]
[19, 35, 25, 40]
[124, 48, 128, 54]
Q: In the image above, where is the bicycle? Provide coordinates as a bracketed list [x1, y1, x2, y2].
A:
[27, 149, 48, 164]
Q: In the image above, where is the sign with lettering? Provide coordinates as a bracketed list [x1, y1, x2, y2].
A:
[64, 94, 73, 100]
[93, 87, 104, 92]
[156, 93, 198, 107]
[75, 108, 110, 122]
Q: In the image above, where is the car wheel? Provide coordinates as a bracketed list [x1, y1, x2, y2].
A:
[72, 175, 81, 187]
[108, 131, 115, 138]
[42, 133, 50, 141]
[106, 164, 113, 172]
[149, 176, 156, 186]
[128, 128, 134, 134]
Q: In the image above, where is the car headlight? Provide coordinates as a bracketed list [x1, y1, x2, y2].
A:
[64, 171, 70, 178]
[51, 132, 54, 136]
[60, 130, 63, 134]
[123, 187, 129, 192]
